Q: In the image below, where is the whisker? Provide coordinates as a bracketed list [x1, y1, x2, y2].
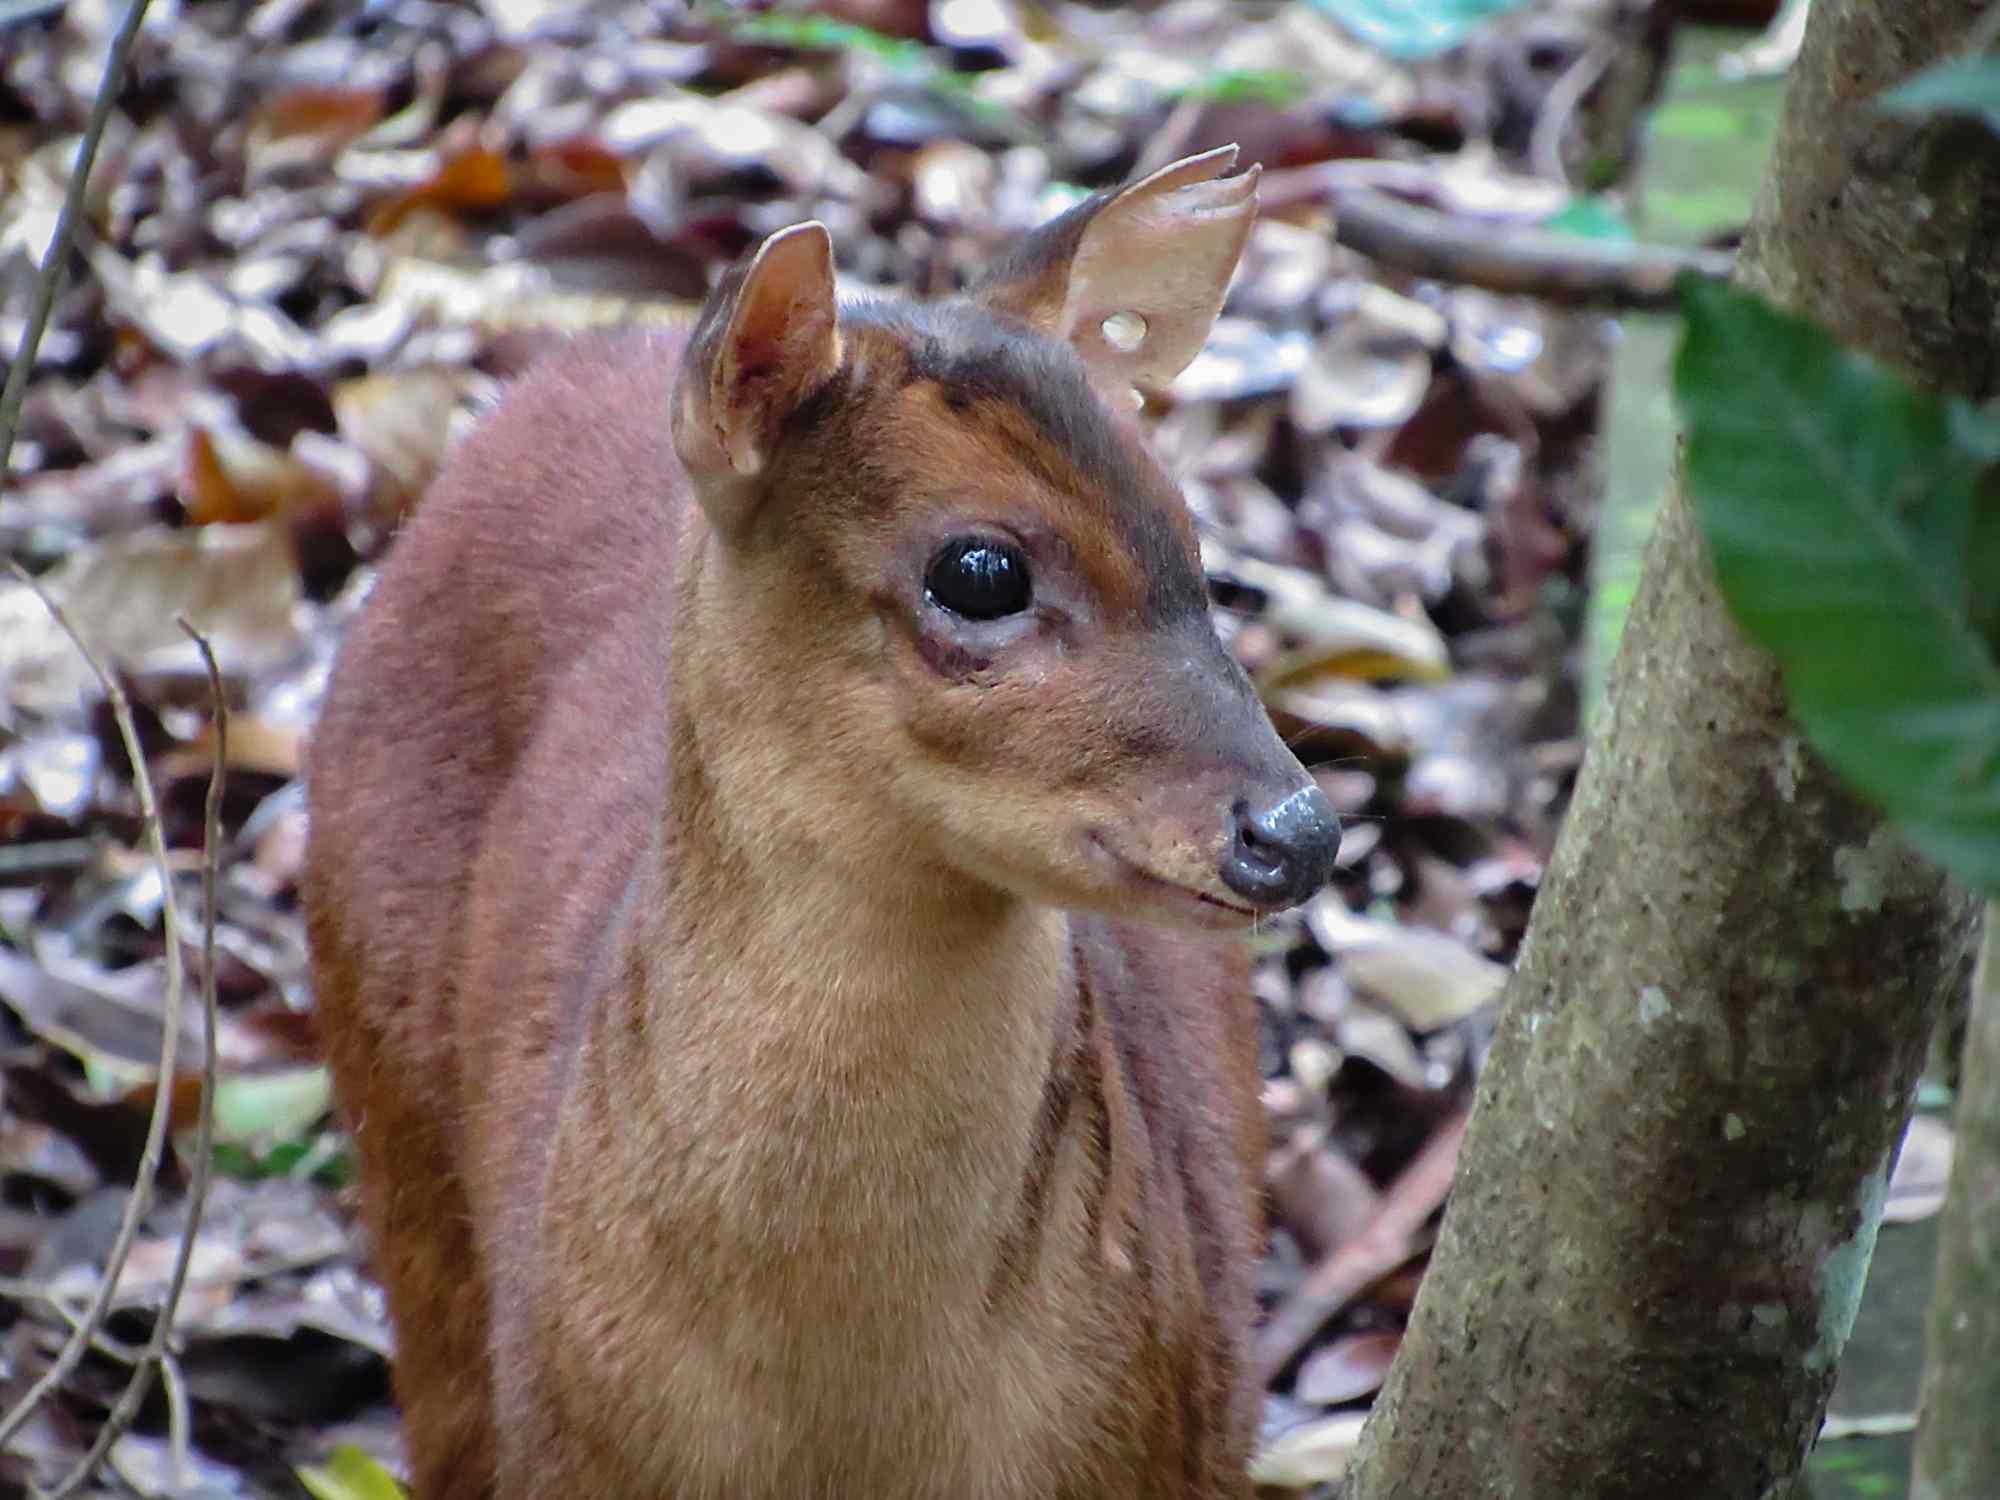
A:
[1301, 754, 1369, 773]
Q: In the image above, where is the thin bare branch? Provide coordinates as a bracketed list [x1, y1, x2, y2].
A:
[1259, 169, 1736, 310]
[42, 623, 225, 1499]
[0, 562, 184, 1463]
[0, 0, 167, 1473]
[1254, 1107, 1469, 1385]
[0, 0, 154, 474]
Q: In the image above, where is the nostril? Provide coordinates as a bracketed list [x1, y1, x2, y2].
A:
[1231, 799, 1285, 871]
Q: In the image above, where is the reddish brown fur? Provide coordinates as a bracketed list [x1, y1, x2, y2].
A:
[308, 157, 1320, 1499]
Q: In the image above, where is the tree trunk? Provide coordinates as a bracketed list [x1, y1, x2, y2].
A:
[1913, 907, 2000, 1498]
[1342, 2, 1996, 1496]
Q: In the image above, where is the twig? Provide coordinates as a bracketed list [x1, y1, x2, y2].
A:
[32, 1288, 145, 1366]
[0, 0, 152, 474]
[158, 1352, 192, 1486]
[0, 838, 103, 877]
[1261, 170, 1735, 310]
[0, 0, 167, 1471]
[41, 623, 225, 1499]
[1529, 37, 1615, 185]
[1254, 1106, 1470, 1386]
[1718, 0, 1816, 81]
[0, 563, 185, 1467]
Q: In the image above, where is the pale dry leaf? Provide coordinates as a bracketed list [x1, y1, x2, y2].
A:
[1309, 896, 1508, 1031]
[1883, 1113, 1953, 1224]
[1292, 285, 1445, 433]
[1205, 541, 1450, 675]
[1250, 1410, 1368, 1489]
[1294, 1328, 1401, 1407]
[0, 523, 303, 715]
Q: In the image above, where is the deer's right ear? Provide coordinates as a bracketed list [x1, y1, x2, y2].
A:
[672, 221, 842, 536]
[968, 147, 1258, 406]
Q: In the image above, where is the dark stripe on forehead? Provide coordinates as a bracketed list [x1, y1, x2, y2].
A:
[844, 300, 1209, 623]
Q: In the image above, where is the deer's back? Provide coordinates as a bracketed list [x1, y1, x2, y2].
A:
[305, 330, 691, 1494]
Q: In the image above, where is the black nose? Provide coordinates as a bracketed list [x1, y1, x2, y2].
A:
[1220, 785, 1342, 910]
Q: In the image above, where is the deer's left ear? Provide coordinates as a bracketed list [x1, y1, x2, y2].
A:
[672, 221, 842, 536]
[969, 146, 1259, 400]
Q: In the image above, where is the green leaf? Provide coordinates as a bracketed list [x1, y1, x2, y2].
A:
[1650, 100, 1747, 144]
[297, 1446, 408, 1500]
[1674, 276, 2000, 895]
[1877, 55, 2000, 137]
[212, 1065, 333, 1146]
[726, 13, 930, 70]
[1539, 195, 1633, 243]
[213, 1133, 355, 1186]
[1306, 0, 1530, 60]
[1171, 69, 1313, 108]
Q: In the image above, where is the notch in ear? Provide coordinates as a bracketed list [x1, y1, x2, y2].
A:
[672, 221, 842, 535]
[969, 146, 1259, 403]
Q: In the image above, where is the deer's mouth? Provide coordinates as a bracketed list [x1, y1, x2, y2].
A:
[1084, 831, 1258, 926]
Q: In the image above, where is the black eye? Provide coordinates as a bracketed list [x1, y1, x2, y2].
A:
[924, 538, 1031, 621]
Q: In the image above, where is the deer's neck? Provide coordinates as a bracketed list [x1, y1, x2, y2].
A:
[569, 682, 1079, 1321]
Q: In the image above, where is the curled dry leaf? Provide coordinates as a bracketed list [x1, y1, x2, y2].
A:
[183, 423, 344, 527]
[246, 85, 391, 183]
[1334, 1003, 1431, 1089]
[1205, 542, 1450, 678]
[0, 948, 200, 1086]
[1308, 895, 1508, 1032]
[363, 146, 514, 237]
[0, 1119, 100, 1202]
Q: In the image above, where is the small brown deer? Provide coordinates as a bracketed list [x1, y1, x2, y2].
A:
[304, 146, 1341, 1500]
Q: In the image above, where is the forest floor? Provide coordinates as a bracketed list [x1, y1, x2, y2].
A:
[0, 2, 1948, 1495]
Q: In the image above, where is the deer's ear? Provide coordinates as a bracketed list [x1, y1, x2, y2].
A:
[672, 221, 842, 534]
[970, 146, 1258, 402]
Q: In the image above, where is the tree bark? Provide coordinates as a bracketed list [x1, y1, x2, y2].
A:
[1342, 2, 1996, 1496]
[1913, 908, 2000, 1499]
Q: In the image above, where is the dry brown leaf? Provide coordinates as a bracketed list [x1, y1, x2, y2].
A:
[365, 145, 514, 236]
[0, 522, 304, 714]
[1268, 1129, 1382, 1263]
[333, 367, 497, 524]
[182, 423, 343, 526]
